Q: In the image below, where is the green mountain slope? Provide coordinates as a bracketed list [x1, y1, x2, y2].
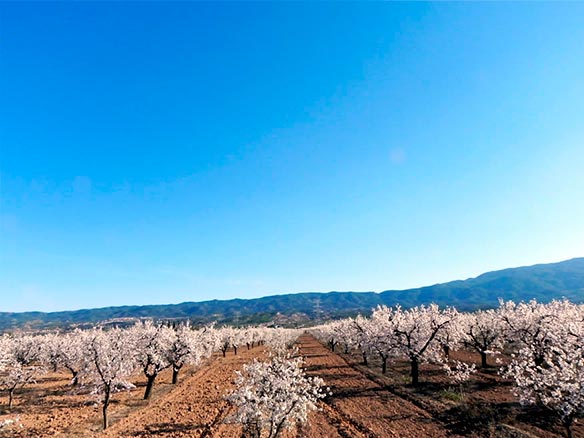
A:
[380, 258, 584, 310]
[2, 258, 583, 331]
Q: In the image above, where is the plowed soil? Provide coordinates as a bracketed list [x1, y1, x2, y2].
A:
[2, 335, 582, 437]
[295, 334, 458, 438]
[0, 345, 265, 438]
[101, 346, 265, 438]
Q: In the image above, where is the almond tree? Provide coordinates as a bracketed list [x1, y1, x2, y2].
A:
[334, 319, 358, 354]
[41, 330, 87, 385]
[0, 335, 9, 371]
[436, 307, 463, 360]
[498, 299, 578, 367]
[168, 323, 217, 384]
[355, 311, 396, 374]
[243, 327, 262, 350]
[0, 334, 44, 410]
[40, 332, 62, 372]
[83, 327, 136, 429]
[460, 309, 504, 368]
[504, 329, 584, 438]
[390, 304, 451, 385]
[263, 327, 302, 355]
[218, 326, 238, 357]
[227, 353, 328, 438]
[311, 323, 341, 353]
[130, 320, 174, 399]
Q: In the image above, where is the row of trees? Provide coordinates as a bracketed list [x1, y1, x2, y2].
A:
[0, 321, 301, 429]
[310, 299, 584, 438]
[2, 299, 583, 437]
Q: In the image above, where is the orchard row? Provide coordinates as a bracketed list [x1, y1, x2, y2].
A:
[310, 299, 584, 438]
[0, 322, 301, 429]
[2, 298, 583, 437]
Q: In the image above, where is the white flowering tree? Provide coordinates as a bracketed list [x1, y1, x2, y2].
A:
[227, 353, 328, 438]
[0, 334, 44, 410]
[504, 332, 584, 438]
[355, 311, 396, 374]
[168, 323, 217, 384]
[498, 299, 579, 367]
[460, 309, 504, 368]
[83, 327, 136, 429]
[390, 304, 451, 385]
[41, 330, 88, 386]
[262, 328, 302, 356]
[350, 315, 373, 366]
[436, 307, 463, 360]
[218, 326, 238, 357]
[129, 320, 175, 399]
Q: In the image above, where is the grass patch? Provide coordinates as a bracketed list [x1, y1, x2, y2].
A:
[440, 389, 464, 402]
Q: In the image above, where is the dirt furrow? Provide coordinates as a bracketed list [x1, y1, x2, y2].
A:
[98, 346, 265, 438]
[297, 333, 459, 438]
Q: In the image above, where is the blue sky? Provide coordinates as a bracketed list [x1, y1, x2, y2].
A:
[1, 3, 583, 312]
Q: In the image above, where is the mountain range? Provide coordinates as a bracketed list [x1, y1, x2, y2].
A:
[2, 257, 583, 331]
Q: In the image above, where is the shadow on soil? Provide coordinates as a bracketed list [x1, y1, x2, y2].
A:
[130, 422, 205, 436]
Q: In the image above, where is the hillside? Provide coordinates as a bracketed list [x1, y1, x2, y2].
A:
[1, 258, 583, 331]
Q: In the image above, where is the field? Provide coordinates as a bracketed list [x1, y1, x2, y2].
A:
[1, 333, 582, 438]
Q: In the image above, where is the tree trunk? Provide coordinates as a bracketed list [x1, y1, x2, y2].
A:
[172, 367, 180, 384]
[143, 374, 157, 400]
[362, 351, 368, 366]
[329, 340, 336, 352]
[102, 387, 111, 429]
[8, 388, 15, 410]
[222, 348, 227, 357]
[411, 358, 419, 385]
[564, 417, 573, 438]
[481, 351, 488, 368]
[234, 345, 238, 355]
[71, 370, 79, 386]
[443, 345, 450, 360]
[380, 355, 387, 374]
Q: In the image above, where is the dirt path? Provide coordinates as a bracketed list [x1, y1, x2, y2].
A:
[297, 334, 460, 438]
[99, 346, 265, 438]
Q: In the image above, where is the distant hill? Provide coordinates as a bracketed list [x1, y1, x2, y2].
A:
[1, 258, 583, 331]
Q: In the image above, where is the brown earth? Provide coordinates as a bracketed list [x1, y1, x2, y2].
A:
[0, 345, 265, 438]
[1, 335, 583, 438]
[295, 334, 460, 438]
[334, 342, 584, 438]
[100, 345, 267, 438]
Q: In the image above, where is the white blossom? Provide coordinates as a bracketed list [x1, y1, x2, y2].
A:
[227, 353, 328, 438]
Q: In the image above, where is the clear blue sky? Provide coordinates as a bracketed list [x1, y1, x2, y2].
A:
[1, 3, 583, 312]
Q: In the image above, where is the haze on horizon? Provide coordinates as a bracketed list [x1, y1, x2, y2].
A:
[1, 3, 583, 313]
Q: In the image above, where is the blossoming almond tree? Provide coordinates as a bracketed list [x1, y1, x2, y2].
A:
[41, 330, 88, 386]
[504, 334, 584, 438]
[0, 334, 44, 410]
[460, 309, 504, 368]
[219, 326, 238, 357]
[227, 353, 328, 438]
[129, 321, 175, 400]
[83, 327, 136, 429]
[390, 304, 451, 385]
[355, 311, 396, 374]
[498, 299, 579, 367]
[168, 323, 217, 384]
